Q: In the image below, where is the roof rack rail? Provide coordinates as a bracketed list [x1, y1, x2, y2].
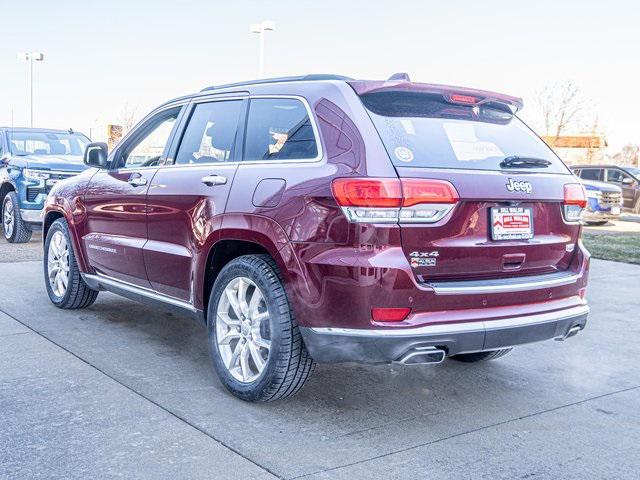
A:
[201, 74, 353, 92]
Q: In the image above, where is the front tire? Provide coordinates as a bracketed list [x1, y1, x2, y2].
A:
[207, 254, 315, 402]
[44, 218, 98, 309]
[2, 192, 32, 243]
[450, 348, 512, 363]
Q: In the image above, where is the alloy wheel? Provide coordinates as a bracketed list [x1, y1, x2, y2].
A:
[47, 230, 70, 297]
[3, 197, 14, 238]
[216, 276, 271, 383]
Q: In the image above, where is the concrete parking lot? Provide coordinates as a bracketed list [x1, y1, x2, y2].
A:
[1, 239, 639, 479]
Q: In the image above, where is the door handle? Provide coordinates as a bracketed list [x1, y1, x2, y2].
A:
[201, 175, 227, 186]
[128, 176, 147, 187]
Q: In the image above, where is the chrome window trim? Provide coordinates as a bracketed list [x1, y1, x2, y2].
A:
[125, 94, 324, 172]
[426, 271, 581, 295]
[309, 305, 589, 338]
[82, 272, 196, 313]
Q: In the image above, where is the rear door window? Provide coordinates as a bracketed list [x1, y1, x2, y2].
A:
[174, 100, 243, 165]
[243, 98, 318, 161]
[361, 91, 569, 174]
[580, 168, 603, 181]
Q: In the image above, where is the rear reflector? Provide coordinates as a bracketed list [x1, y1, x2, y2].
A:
[372, 307, 411, 322]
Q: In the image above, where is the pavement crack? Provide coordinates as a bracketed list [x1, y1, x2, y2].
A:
[0, 307, 284, 480]
[291, 384, 640, 479]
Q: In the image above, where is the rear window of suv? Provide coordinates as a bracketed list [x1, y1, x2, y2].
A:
[361, 91, 569, 174]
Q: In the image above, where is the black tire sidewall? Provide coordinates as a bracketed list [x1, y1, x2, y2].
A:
[207, 256, 287, 401]
[2, 192, 29, 242]
[44, 219, 77, 306]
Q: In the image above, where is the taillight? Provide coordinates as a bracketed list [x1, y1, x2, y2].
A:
[332, 177, 459, 223]
[563, 183, 587, 222]
[371, 307, 411, 322]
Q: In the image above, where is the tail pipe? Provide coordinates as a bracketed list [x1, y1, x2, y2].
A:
[396, 346, 446, 365]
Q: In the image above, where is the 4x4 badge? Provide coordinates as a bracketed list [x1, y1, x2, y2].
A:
[506, 178, 532, 194]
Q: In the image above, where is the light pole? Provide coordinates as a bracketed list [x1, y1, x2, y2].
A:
[17, 52, 44, 127]
[249, 21, 275, 78]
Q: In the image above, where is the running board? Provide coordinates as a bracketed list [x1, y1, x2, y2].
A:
[81, 273, 205, 325]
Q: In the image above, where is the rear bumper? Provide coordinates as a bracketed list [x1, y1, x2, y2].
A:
[300, 304, 589, 364]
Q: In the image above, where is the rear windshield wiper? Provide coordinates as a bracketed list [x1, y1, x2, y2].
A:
[500, 156, 552, 169]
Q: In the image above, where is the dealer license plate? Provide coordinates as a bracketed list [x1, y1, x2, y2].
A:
[490, 207, 533, 241]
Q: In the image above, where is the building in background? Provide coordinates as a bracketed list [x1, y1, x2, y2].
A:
[542, 134, 608, 166]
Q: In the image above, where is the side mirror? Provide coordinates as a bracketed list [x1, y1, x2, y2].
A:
[622, 177, 634, 186]
[84, 142, 109, 168]
[0, 154, 9, 166]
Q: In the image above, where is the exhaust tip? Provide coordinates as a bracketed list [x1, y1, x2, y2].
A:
[396, 346, 446, 365]
[555, 325, 582, 342]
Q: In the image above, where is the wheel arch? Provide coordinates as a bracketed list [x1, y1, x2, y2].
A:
[0, 181, 16, 204]
[198, 213, 309, 320]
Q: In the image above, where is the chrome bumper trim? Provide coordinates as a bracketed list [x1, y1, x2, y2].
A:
[20, 208, 44, 223]
[426, 271, 581, 295]
[309, 305, 589, 338]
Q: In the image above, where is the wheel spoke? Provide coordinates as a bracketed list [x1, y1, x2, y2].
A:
[239, 344, 251, 381]
[249, 341, 266, 371]
[225, 287, 242, 319]
[219, 328, 241, 345]
[228, 339, 243, 369]
[253, 337, 271, 351]
[237, 278, 249, 317]
[252, 311, 269, 323]
[217, 312, 240, 326]
[248, 287, 262, 318]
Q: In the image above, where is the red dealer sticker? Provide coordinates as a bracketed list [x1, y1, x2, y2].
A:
[490, 207, 533, 240]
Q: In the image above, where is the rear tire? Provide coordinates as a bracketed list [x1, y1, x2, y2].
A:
[450, 348, 512, 363]
[2, 192, 32, 243]
[44, 218, 98, 309]
[207, 254, 315, 402]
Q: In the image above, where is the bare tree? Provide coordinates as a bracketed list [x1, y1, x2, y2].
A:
[118, 102, 139, 134]
[536, 81, 587, 140]
[611, 144, 640, 167]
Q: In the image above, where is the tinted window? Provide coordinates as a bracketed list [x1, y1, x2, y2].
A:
[580, 168, 603, 181]
[7, 131, 89, 156]
[174, 100, 243, 165]
[244, 98, 318, 161]
[362, 91, 569, 174]
[123, 109, 180, 168]
[607, 169, 630, 183]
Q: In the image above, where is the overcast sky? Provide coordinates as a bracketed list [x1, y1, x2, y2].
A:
[1, 0, 638, 149]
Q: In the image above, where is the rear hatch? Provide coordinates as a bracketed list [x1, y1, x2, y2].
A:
[354, 84, 582, 281]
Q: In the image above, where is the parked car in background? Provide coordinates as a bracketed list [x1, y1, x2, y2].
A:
[576, 178, 623, 225]
[0, 128, 90, 242]
[572, 165, 640, 213]
[42, 74, 590, 402]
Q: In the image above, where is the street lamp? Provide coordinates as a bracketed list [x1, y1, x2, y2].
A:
[17, 52, 44, 127]
[249, 21, 275, 78]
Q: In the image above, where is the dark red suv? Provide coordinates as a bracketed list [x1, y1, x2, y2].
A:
[43, 74, 590, 401]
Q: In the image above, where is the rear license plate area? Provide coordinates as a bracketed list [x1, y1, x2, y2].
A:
[490, 207, 533, 240]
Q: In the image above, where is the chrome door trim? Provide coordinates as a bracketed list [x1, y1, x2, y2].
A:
[425, 271, 581, 295]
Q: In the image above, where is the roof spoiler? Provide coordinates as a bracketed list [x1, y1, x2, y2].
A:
[349, 79, 524, 113]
